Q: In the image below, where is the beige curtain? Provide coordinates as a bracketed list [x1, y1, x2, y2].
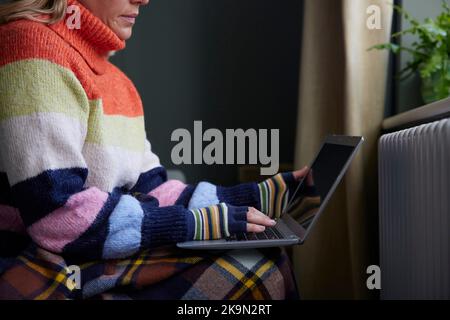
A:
[293, 0, 393, 299]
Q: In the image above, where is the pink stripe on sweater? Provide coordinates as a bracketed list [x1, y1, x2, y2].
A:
[148, 180, 187, 207]
[27, 187, 108, 252]
[0, 204, 25, 233]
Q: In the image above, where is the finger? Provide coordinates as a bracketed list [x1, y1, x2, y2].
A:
[306, 169, 314, 185]
[293, 166, 309, 180]
[247, 223, 266, 233]
[247, 208, 276, 227]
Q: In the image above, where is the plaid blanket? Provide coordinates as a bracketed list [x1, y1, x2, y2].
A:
[0, 244, 299, 300]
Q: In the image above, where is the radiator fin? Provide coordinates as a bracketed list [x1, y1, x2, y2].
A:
[379, 118, 450, 299]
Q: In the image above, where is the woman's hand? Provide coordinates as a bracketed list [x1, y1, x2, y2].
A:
[257, 166, 310, 219]
[292, 166, 309, 181]
[246, 207, 277, 232]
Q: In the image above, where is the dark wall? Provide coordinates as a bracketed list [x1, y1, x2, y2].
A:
[111, 0, 302, 185]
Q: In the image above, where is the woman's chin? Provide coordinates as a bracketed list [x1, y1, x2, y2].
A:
[113, 27, 133, 41]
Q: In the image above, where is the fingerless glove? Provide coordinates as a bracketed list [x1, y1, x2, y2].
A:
[187, 203, 248, 240]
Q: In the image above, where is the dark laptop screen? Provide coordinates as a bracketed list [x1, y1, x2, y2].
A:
[285, 143, 356, 230]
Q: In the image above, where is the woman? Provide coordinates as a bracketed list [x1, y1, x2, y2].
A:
[0, 0, 305, 299]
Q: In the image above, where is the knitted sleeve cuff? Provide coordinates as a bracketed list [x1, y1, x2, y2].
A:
[216, 182, 261, 210]
[140, 205, 190, 248]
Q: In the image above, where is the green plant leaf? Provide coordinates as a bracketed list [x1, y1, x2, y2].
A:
[367, 43, 400, 53]
[370, 3, 450, 103]
[420, 51, 444, 78]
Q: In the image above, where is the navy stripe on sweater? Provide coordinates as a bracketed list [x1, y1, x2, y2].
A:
[10, 168, 88, 227]
[0, 172, 13, 206]
[129, 166, 167, 195]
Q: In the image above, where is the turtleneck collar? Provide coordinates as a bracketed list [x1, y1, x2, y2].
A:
[48, 0, 126, 75]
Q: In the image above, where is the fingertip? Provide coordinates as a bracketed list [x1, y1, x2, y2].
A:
[247, 224, 266, 233]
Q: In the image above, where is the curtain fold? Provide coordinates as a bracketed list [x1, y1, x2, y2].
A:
[293, 0, 393, 299]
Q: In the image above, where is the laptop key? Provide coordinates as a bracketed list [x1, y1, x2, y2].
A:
[256, 232, 268, 240]
[236, 233, 246, 241]
[264, 228, 278, 239]
[247, 233, 257, 240]
[229, 228, 281, 242]
[271, 227, 283, 239]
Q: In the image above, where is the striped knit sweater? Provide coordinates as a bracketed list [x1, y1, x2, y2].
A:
[0, 0, 296, 262]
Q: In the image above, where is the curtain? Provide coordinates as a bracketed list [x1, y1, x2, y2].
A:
[293, 0, 393, 299]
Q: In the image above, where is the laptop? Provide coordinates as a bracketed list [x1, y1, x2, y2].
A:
[177, 135, 364, 250]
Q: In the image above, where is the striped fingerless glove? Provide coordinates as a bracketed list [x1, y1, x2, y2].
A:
[187, 203, 248, 240]
[257, 172, 298, 219]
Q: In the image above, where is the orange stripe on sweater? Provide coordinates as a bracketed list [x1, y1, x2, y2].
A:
[0, 20, 143, 117]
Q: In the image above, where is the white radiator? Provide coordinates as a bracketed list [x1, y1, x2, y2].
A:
[379, 118, 450, 299]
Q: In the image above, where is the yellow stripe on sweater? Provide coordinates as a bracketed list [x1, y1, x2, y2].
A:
[0, 59, 89, 121]
[86, 100, 146, 152]
[202, 207, 210, 239]
[0, 59, 146, 153]
[210, 205, 220, 239]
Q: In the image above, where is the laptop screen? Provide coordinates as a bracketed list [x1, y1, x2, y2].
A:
[284, 142, 357, 231]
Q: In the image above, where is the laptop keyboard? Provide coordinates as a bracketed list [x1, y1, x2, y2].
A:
[226, 227, 284, 242]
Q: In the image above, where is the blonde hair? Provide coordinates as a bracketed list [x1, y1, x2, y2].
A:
[0, 0, 67, 25]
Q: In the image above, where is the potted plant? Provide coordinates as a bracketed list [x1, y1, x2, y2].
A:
[370, 2, 450, 104]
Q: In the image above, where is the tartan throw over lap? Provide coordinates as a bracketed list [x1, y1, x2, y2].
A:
[0, 245, 299, 300]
